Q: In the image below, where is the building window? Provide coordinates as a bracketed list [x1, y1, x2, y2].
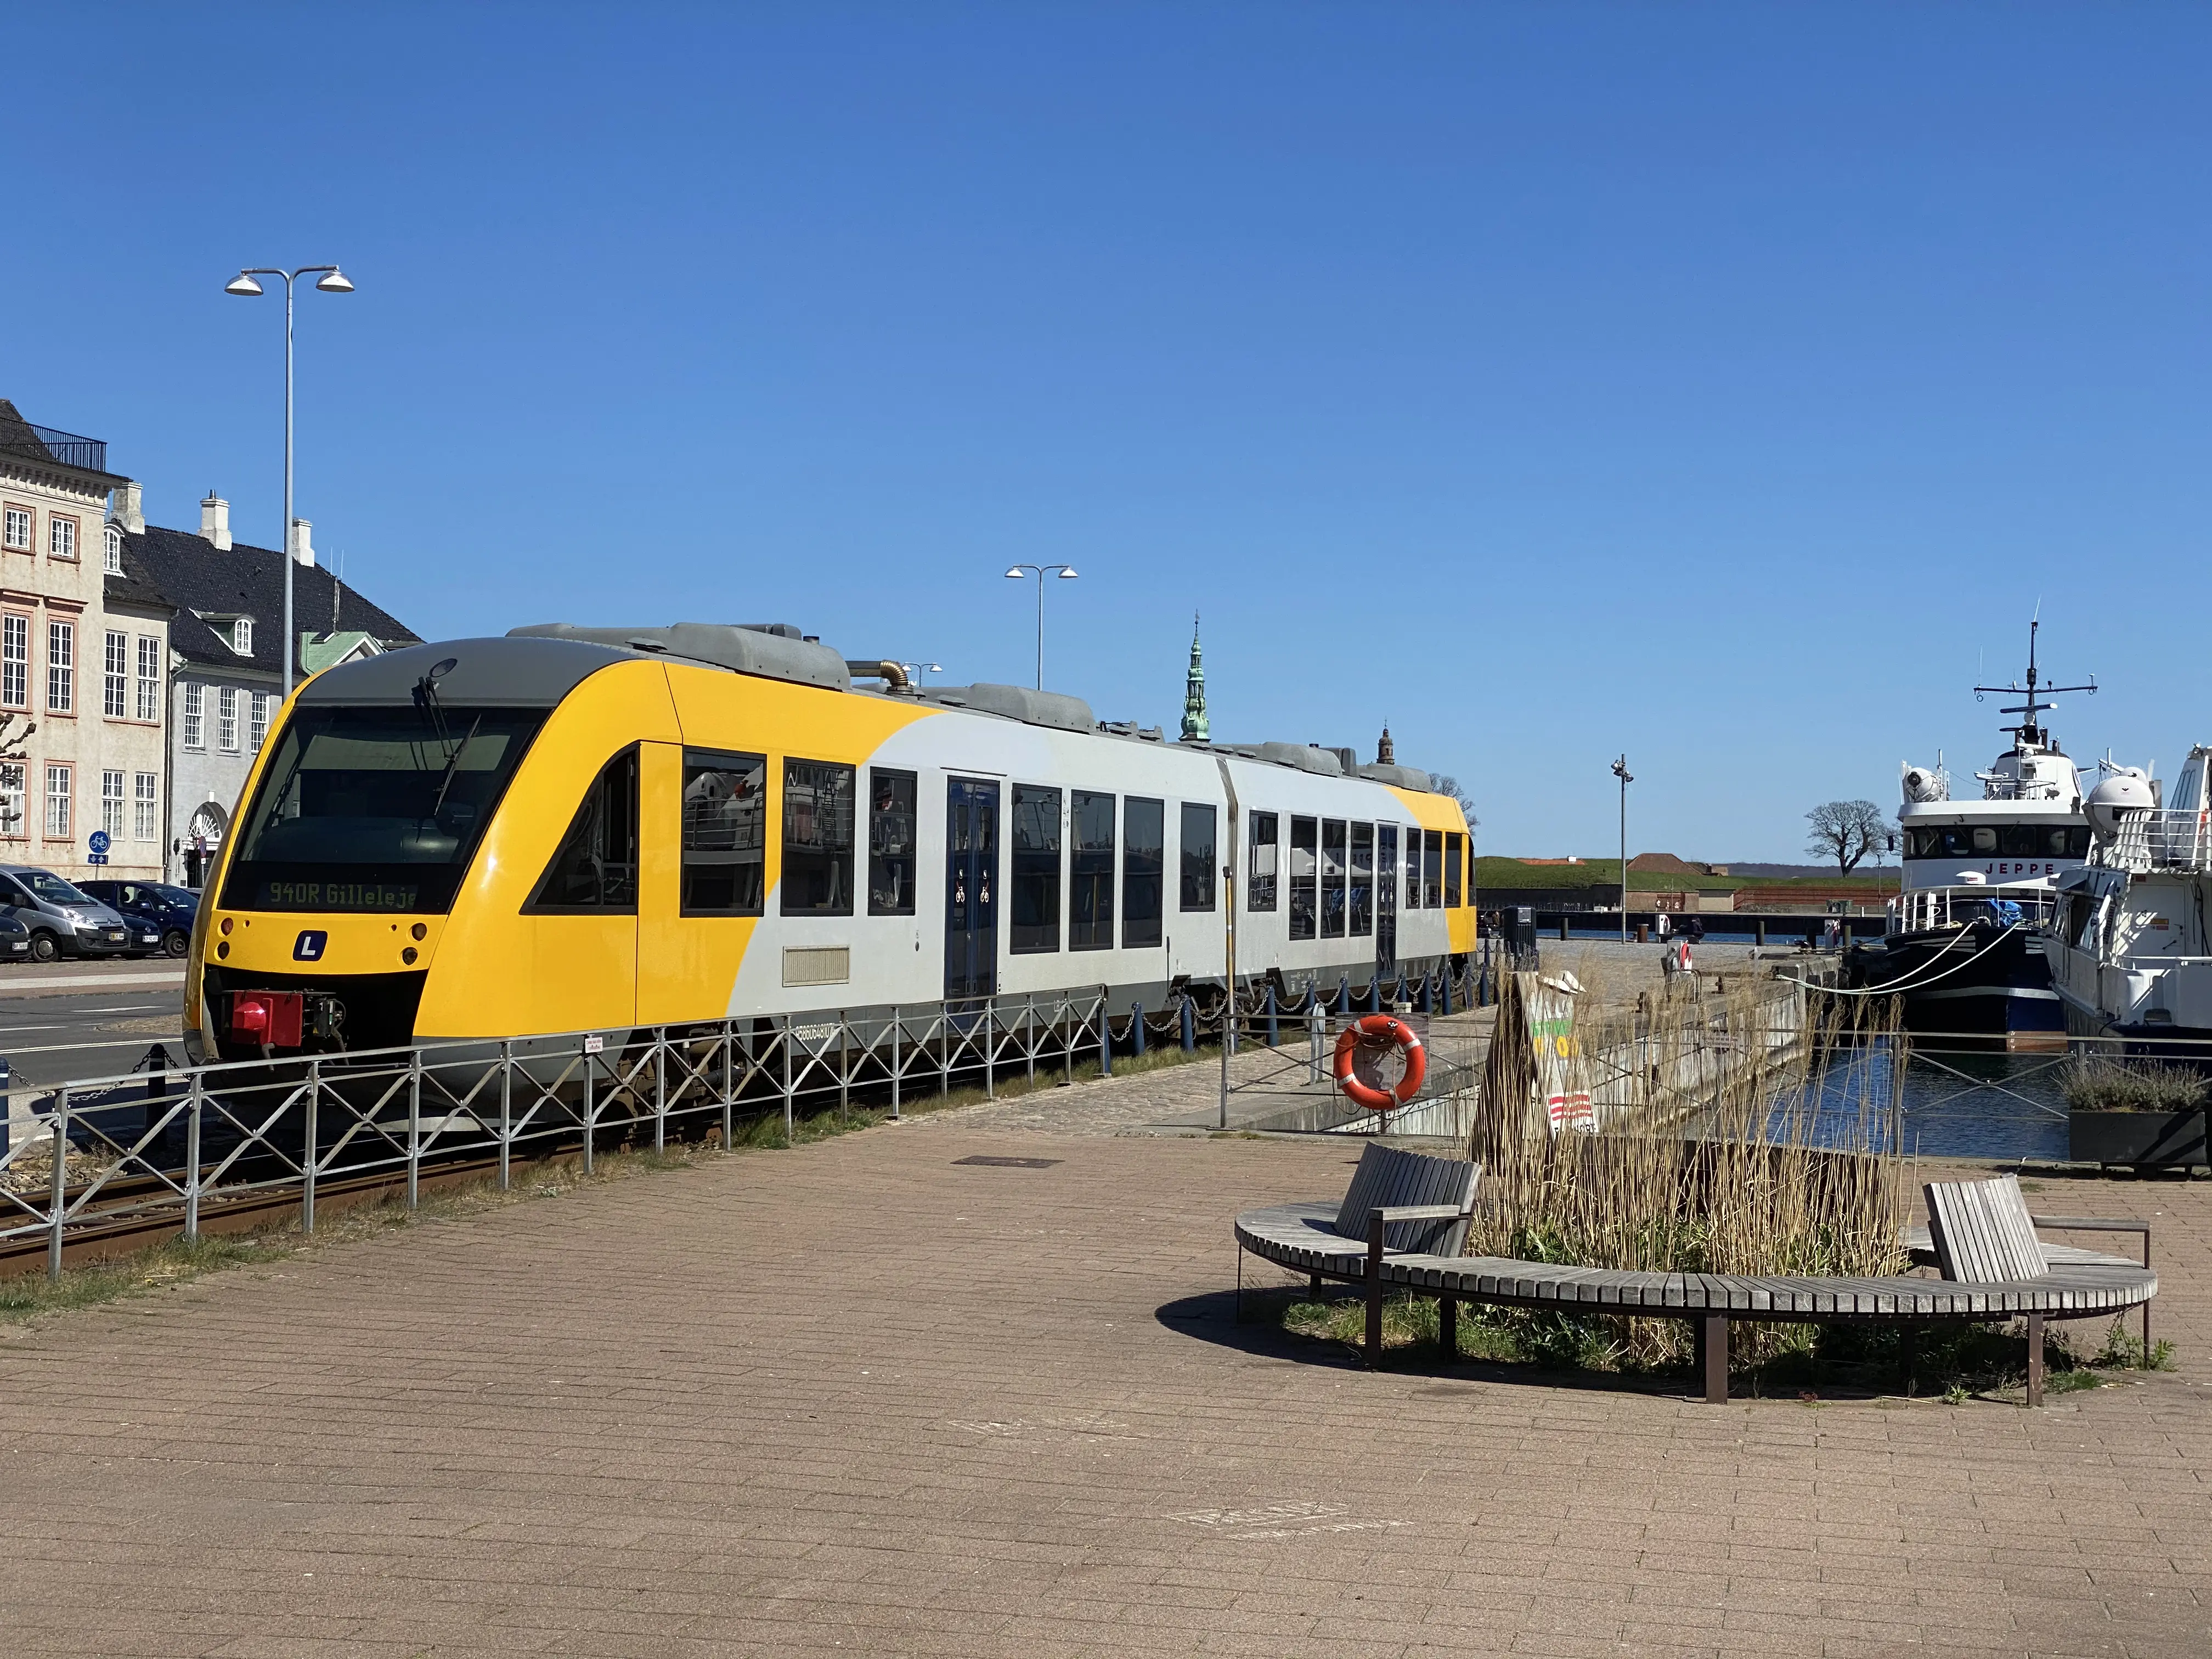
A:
[1, 614, 26, 709]
[46, 619, 72, 712]
[0, 764, 22, 837]
[103, 630, 127, 718]
[1320, 819, 1346, 936]
[136, 636, 161, 722]
[528, 747, 639, 912]
[1180, 802, 1217, 912]
[1289, 815, 1318, 940]
[104, 526, 122, 574]
[44, 764, 70, 838]
[48, 516, 76, 560]
[781, 758, 855, 917]
[1445, 831, 1465, 907]
[866, 766, 917, 917]
[1009, 783, 1062, 952]
[1423, 829, 1444, 910]
[249, 692, 269, 752]
[134, 772, 158, 842]
[1350, 822, 1374, 936]
[217, 686, 239, 753]
[101, 770, 125, 840]
[1247, 810, 1279, 912]
[1069, 789, 1114, 951]
[1122, 795, 1164, 950]
[2, 507, 28, 551]
[232, 618, 253, 656]
[679, 748, 766, 915]
[182, 682, 205, 750]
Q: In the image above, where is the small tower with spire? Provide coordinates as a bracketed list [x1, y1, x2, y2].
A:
[1180, 612, 1210, 742]
[1376, 723, 1395, 765]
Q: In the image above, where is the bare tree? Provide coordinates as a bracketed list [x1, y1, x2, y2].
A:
[1805, 799, 1886, 876]
[0, 713, 31, 838]
[1432, 774, 1479, 832]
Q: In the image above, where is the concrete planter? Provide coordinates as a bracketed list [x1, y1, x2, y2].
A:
[2068, 1107, 2208, 1169]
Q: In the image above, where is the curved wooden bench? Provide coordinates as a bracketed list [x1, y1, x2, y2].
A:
[1235, 1195, 2157, 1406]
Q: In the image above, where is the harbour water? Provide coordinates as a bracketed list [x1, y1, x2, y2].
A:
[1786, 1041, 2070, 1163]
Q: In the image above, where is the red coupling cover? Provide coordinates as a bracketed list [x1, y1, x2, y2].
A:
[230, 990, 304, 1048]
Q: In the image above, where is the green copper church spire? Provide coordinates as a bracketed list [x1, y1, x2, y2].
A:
[1180, 612, 1210, 742]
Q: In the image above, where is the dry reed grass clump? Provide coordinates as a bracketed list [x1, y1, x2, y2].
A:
[2058, 1053, 2209, 1114]
[1469, 960, 1909, 1370]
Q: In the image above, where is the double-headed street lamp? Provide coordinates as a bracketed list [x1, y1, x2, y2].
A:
[1004, 564, 1077, 690]
[899, 661, 944, 686]
[1611, 754, 1633, 945]
[224, 263, 354, 702]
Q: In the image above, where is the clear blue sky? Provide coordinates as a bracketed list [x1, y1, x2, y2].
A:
[9, 5, 2208, 861]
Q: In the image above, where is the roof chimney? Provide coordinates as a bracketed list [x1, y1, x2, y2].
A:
[109, 480, 144, 535]
[290, 517, 314, 567]
[200, 492, 232, 551]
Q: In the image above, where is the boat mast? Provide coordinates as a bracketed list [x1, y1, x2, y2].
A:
[1975, 618, 2096, 749]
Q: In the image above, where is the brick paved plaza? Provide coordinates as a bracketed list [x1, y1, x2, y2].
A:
[3, 1063, 2210, 1657]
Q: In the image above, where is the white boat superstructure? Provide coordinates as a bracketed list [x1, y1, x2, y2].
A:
[2046, 749, 2212, 1043]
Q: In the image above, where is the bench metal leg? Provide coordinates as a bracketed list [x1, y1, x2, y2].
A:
[2026, 1312, 2045, 1408]
[1234, 1247, 1243, 1322]
[1702, 1314, 1729, 1404]
[1438, 1297, 1458, 1359]
[1365, 1217, 1386, 1368]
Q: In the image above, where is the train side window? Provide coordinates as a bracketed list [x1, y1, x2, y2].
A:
[1180, 802, 1216, 911]
[1403, 827, 1421, 910]
[1320, 819, 1346, 937]
[527, 746, 639, 913]
[1444, 831, 1464, 906]
[782, 758, 856, 917]
[1123, 797, 1164, 948]
[1248, 811, 1279, 912]
[1289, 815, 1318, 939]
[1011, 784, 1063, 952]
[867, 767, 918, 917]
[1423, 829, 1443, 909]
[1070, 790, 1115, 950]
[680, 748, 766, 916]
[1348, 822, 1373, 936]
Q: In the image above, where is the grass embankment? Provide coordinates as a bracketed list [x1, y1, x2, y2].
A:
[1477, 857, 1898, 894]
[0, 1041, 1210, 1325]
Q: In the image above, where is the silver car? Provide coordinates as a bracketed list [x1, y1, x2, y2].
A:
[0, 865, 135, 962]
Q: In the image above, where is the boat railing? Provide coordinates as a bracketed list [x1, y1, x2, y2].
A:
[1887, 885, 2059, 935]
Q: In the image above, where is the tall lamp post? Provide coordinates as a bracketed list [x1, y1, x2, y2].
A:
[1003, 565, 1077, 690]
[1610, 755, 1633, 945]
[224, 263, 355, 702]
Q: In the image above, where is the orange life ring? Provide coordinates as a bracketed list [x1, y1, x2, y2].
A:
[1332, 1013, 1427, 1112]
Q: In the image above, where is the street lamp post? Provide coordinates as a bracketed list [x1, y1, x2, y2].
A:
[898, 661, 944, 686]
[224, 264, 354, 702]
[1610, 755, 1633, 945]
[1003, 565, 1077, 690]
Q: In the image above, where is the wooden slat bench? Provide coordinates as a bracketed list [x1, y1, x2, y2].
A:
[1235, 1168, 2157, 1406]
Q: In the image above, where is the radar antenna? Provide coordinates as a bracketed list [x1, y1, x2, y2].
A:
[1972, 618, 2094, 749]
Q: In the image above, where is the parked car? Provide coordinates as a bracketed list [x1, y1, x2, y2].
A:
[77, 880, 197, 958]
[0, 866, 134, 961]
[0, 913, 32, 960]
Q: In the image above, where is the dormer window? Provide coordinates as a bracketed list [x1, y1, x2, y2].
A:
[232, 618, 253, 656]
[103, 527, 121, 575]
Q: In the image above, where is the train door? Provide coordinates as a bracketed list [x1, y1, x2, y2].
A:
[1376, 823, 1399, 988]
[944, 777, 999, 1003]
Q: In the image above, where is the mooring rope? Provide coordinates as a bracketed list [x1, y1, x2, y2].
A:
[1800, 920, 2029, 997]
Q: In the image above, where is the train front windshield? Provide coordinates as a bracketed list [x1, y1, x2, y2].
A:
[221, 705, 549, 913]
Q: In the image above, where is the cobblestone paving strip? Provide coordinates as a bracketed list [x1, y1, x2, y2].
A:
[0, 1073, 2207, 1656]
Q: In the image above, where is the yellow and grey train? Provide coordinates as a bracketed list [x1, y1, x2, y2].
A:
[183, 624, 1475, 1063]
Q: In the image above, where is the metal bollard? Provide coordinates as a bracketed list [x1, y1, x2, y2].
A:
[1180, 997, 1195, 1052]
[1367, 978, 1381, 1014]
[303, 1059, 320, 1234]
[47, 1094, 67, 1282]
[1132, 1000, 1146, 1058]
[1265, 983, 1278, 1048]
[1336, 975, 1350, 1016]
